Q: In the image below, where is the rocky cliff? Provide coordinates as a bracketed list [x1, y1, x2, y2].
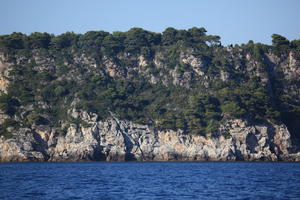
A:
[1, 110, 299, 161]
[0, 29, 300, 161]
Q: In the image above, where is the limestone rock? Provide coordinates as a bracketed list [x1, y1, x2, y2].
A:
[1, 112, 299, 162]
[181, 54, 205, 76]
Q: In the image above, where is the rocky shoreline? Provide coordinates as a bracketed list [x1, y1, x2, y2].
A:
[1, 111, 299, 162]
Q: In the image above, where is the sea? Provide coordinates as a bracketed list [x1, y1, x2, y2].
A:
[0, 162, 299, 200]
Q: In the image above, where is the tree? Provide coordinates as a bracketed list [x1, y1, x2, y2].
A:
[252, 43, 264, 61]
[205, 35, 221, 46]
[28, 32, 52, 49]
[162, 27, 178, 45]
[272, 34, 289, 47]
[124, 28, 150, 53]
[291, 39, 300, 49]
[50, 32, 78, 49]
[78, 31, 109, 59]
[102, 34, 124, 55]
[0, 32, 26, 50]
[271, 34, 290, 55]
[221, 101, 245, 117]
[188, 27, 207, 42]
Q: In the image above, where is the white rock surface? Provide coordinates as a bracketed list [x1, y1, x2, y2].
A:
[1, 111, 298, 162]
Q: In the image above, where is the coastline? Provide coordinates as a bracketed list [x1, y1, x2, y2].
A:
[1, 116, 300, 162]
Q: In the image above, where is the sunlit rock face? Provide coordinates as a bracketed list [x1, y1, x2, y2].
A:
[1, 111, 299, 162]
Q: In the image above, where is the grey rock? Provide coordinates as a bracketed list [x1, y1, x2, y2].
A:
[1, 112, 299, 162]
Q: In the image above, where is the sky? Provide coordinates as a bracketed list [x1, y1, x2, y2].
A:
[0, 0, 299, 45]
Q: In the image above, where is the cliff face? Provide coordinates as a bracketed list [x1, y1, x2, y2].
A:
[0, 29, 300, 161]
[1, 110, 299, 161]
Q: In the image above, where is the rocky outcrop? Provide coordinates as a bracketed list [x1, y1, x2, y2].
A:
[1, 111, 299, 162]
[0, 128, 47, 161]
[180, 53, 205, 76]
[1, 32, 300, 162]
[0, 53, 11, 93]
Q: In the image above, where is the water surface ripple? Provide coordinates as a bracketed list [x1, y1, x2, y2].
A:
[0, 162, 299, 199]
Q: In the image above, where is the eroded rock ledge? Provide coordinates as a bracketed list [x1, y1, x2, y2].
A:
[1, 111, 299, 162]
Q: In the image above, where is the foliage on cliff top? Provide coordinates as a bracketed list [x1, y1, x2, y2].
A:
[0, 27, 300, 138]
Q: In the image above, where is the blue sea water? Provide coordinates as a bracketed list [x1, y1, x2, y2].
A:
[0, 162, 299, 200]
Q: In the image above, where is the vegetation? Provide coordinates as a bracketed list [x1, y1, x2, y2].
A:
[0, 28, 299, 138]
